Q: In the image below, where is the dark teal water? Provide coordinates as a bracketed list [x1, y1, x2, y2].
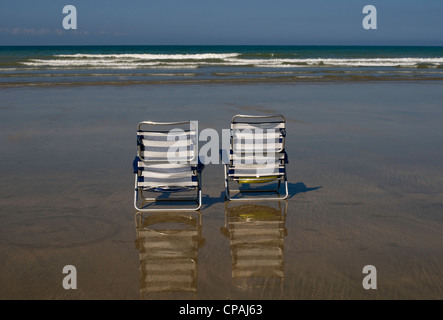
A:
[1, 45, 443, 86]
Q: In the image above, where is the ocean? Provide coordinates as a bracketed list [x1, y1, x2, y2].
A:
[1, 45, 443, 86]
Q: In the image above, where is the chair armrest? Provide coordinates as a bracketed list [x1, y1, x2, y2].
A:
[133, 156, 139, 173]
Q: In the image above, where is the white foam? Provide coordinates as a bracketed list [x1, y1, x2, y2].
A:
[226, 57, 443, 68]
[19, 54, 443, 70]
[54, 53, 240, 60]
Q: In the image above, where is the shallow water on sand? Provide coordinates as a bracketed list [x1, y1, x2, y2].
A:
[0, 83, 442, 299]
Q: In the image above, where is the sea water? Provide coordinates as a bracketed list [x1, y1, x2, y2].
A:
[1, 45, 443, 86]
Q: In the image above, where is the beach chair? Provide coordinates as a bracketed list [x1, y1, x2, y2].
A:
[133, 121, 203, 211]
[223, 114, 288, 201]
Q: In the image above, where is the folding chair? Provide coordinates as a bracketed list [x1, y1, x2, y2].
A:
[223, 114, 288, 201]
[133, 121, 203, 211]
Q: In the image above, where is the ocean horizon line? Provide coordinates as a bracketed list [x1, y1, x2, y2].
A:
[2, 44, 443, 48]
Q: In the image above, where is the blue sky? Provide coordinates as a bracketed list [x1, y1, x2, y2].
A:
[1, 0, 442, 45]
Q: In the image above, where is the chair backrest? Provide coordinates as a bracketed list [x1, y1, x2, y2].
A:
[137, 121, 198, 164]
[229, 115, 286, 174]
[136, 121, 199, 189]
[231, 115, 285, 154]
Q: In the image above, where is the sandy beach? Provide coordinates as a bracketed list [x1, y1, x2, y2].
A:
[0, 82, 442, 299]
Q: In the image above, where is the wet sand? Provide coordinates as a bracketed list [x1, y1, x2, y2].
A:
[0, 82, 442, 299]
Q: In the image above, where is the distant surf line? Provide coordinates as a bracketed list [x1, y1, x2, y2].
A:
[20, 53, 443, 70]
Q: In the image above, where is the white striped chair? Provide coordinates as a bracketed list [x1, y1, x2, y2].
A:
[224, 115, 288, 201]
[133, 121, 203, 211]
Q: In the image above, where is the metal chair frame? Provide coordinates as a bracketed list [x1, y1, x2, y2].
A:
[133, 121, 203, 212]
[224, 114, 288, 201]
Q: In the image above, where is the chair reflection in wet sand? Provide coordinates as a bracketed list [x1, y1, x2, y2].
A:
[220, 201, 288, 291]
[135, 211, 204, 299]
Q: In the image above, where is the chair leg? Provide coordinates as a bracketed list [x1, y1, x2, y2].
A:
[224, 165, 230, 200]
[281, 179, 289, 200]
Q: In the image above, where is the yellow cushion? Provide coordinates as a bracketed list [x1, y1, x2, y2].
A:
[238, 176, 279, 184]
